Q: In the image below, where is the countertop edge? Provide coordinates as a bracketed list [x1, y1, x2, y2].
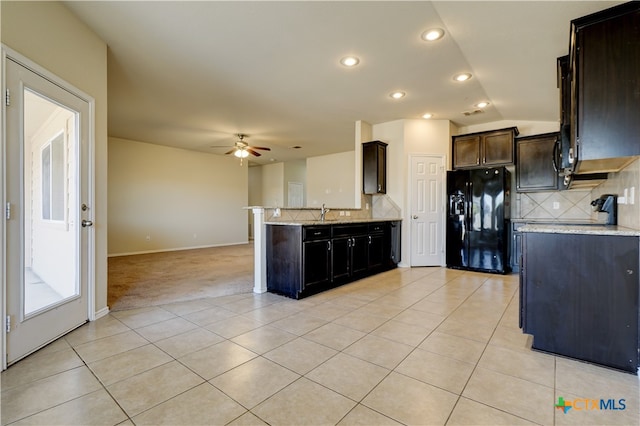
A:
[265, 218, 402, 226]
[520, 223, 640, 236]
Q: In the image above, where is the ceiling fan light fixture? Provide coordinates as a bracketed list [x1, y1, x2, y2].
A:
[234, 149, 249, 158]
[421, 28, 445, 41]
[474, 101, 490, 108]
[453, 72, 472, 82]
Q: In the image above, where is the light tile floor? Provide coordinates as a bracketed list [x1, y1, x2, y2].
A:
[2, 267, 639, 425]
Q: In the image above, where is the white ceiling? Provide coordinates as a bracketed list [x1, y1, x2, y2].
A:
[63, 1, 624, 165]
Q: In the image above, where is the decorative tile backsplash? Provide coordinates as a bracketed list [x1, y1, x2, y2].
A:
[372, 194, 402, 219]
[262, 194, 402, 222]
[514, 157, 640, 230]
[515, 190, 593, 221]
[591, 157, 640, 230]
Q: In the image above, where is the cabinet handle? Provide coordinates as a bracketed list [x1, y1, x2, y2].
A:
[378, 184, 382, 192]
[327, 241, 331, 251]
[568, 147, 575, 165]
[368, 236, 372, 244]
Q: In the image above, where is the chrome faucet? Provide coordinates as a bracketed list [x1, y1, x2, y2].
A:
[320, 203, 330, 222]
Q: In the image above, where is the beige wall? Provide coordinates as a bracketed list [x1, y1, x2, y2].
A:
[372, 119, 453, 266]
[458, 120, 559, 138]
[283, 160, 306, 207]
[306, 151, 356, 208]
[2, 1, 109, 315]
[260, 163, 285, 207]
[108, 138, 248, 255]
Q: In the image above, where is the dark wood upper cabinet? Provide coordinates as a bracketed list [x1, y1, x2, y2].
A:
[452, 134, 481, 168]
[516, 133, 560, 192]
[452, 127, 518, 169]
[363, 141, 387, 194]
[570, 2, 640, 168]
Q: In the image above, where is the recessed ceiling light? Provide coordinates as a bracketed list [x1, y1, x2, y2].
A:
[340, 56, 360, 67]
[475, 101, 490, 108]
[390, 91, 406, 99]
[422, 113, 434, 119]
[421, 28, 445, 41]
[453, 73, 472, 82]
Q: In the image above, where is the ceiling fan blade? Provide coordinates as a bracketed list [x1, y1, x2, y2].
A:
[210, 145, 234, 148]
[250, 146, 271, 151]
[246, 149, 262, 157]
[224, 148, 236, 155]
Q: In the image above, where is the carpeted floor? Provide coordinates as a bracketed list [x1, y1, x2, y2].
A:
[108, 243, 254, 311]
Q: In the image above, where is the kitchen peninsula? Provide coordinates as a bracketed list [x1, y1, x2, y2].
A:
[265, 215, 401, 299]
[519, 223, 640, 373]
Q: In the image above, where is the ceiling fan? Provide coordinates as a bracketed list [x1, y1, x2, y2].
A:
[211, 134, 271, 163]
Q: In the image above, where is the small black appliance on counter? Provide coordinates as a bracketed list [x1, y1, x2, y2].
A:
[590, 194, 617, 225]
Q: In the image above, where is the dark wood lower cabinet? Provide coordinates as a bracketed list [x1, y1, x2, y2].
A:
[302, 239, 331, 290]
[520, 232, 639, 373]
[267, 221, 400, 299]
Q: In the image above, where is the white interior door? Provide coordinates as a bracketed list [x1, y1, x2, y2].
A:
[5, 56, 92, 366]
[409, 155, 444, 266]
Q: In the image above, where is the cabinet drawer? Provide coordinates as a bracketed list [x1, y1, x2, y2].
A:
[368, 222, 386, 234]
[303, 226, 331, 241]
[332, 224, 368, 238]
[332, 224, 367, 237]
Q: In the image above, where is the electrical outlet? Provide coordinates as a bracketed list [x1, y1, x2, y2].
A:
[273, 208, 281, 218]
[145, 235, 151, 241]
[553, 202, 560, 210]
[630, 187, 636, 205]
[365, 203, 369, 210]
[339, 211, 345, 216]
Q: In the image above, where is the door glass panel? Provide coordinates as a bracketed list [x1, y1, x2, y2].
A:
[23, 89, 79, 316]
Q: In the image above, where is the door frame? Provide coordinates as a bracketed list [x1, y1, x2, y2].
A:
[1, 45, 97, 370]
[407, 153, 446, 267]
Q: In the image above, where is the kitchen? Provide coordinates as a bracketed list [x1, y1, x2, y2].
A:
[259, 1, 640, 375]
[2, 1, 640, 424]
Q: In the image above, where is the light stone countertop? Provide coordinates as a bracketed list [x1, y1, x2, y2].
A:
[265, 218, 402, 226]
[519, 223, 640, 237]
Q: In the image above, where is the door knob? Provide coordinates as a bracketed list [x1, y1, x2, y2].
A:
[82, 220, 93, 227]
[412, 215, 418, 219]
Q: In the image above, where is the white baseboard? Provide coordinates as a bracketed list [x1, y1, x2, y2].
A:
[108, 241, 250, 257]
[93, 306, 110, 320]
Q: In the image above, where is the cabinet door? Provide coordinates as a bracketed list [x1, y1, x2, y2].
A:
[482, 130, 514, 166]
[351, 235, 369, 276]
[368, 233, 385, 269]
[303, 240, 330, 289]
[522, 233, 639, 372]
[363, 141, 387, 194]
[331, 237, 351, 282]
[453, 135, 480, 169]
[516, 134, 559, 192]
[573, 3, 640, 162]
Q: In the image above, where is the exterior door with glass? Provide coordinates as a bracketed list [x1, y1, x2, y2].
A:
[4, 55, 92, 366]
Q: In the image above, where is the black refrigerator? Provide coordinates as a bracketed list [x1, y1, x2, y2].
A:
[446, 167, 511, 274]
